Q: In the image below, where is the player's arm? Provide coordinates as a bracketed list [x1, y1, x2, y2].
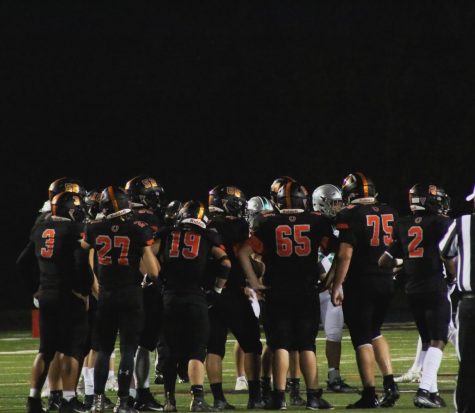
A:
[238, 239, 265, 290]
[331, 242, 353, 306]
[16, 241, 39, 296]
[142, 245, 160, 279]
[211, 245, 231, 289]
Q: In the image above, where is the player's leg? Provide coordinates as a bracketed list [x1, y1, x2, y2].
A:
[233, 343, 248, 391]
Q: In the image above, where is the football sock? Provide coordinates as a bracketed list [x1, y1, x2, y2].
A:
[29, 388, 40, 398]
[418, 350, 427, 372]
[410, 337, 423, 372]
[430, 379, 438, 394]
[420, 347, 443, 392]
[210, 382, 225, 401]
[191, 385, 204, 399]
[248, 380, 260, 400]
[63, 390, 75, 401]
[129, 388, 137, 399]
[383, 374, 394, 387]
[85, 368, 94, 396]
[362, 386, 376, 400]
[328, 368, 340, 382]
[135, 346, 150, 389]
[94, 351, 110, 395]
[118, 347, 135, 397]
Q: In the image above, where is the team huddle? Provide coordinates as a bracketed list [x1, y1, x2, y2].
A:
[17, 173, 458, 412]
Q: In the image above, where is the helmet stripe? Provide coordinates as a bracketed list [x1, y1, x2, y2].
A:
[197, 203, 205, 220]
[356, 172, 369, 198]
[285, 182, 292, 209]
[107, 186, 119, 212]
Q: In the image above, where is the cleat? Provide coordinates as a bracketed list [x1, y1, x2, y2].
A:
[247, 399, 266, 409]
[289, 382, 306, 406]
[92, 394, 105, 413]
[394, 370, 421, 383]
[326, 378, 358, 393]
[266, 392, 287, 410]
[27, 397, 47, 413]
[413, 389, 440, 408]
[48, 393, 62, 411]
[260, 380, 272, 408]
[84, 395, 94, 410]
[379, 383, 400, 408]
[77, 375, 85, 396]
[58, 397, 88, 413]
[346, 396, 380, 409]
[234, 376, 248, 392]
[190, 397, 217, 412]
[104, 396, 116, 409]
[154, 370, 165, 385]
[114, 396, 139, 413]
[213, 399, 235, 410]
[430, 392, 446, 407]
[134, 388, 164, 411]
[305, 390, 333, 410]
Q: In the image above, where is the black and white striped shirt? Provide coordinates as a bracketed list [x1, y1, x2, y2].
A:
[439, 214, 475, 293]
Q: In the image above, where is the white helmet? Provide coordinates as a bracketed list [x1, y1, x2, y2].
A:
[245, 196, 274, 227]
[312, 184, 343, 218]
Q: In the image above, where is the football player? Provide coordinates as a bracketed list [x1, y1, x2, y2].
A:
[239, 181, 335, 410]
[155, 201, 231, 412]
[205, 185, 265, 410]
[311, 184, 356, 393]
[331, 172, 399, 408]
[379, 183, 453, 408]
[81, 186, 160, 413]
[124, 175, 165, 411]
[18, 192, 92, 413]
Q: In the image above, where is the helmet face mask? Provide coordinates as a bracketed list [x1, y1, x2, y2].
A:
[275, 181, 309, 211]
[85, 189, 101, 220]
[312, 184, 343, 218]
[245, 196, 273, 227]
[51, 192, 86, 222]
[269, 176, 297, 208]
[208, 185, 246, 217]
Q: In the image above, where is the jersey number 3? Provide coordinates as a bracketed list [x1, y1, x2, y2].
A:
[40, 229, 55, 258]
[275, 224, 311, 257]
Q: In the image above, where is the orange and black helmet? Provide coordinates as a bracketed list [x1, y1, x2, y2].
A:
[269, 176, 297, 207]
[208, 185, 246, 217]
[51, 191, 86, 222]
[125, 175, 165, 212]
[177, 200, 209, 229]
[275, 181, 309, 211]
[48, 177, 85, 202]
[341, 172, 376, 204]
[100, 186, 130, 217]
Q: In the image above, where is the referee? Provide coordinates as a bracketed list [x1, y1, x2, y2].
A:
[439, 184, 475, 413]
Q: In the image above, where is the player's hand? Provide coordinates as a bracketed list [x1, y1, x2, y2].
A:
[141, 274, 154, 288]
[331, 284, 344, 306]
[72, 290, 89, 311]
[205, 289, 222, 309]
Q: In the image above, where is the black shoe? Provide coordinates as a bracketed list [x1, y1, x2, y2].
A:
[190, 397, 217, 412]
[285, 379, 291, 393]
[48, 393, 62, 411]
[178, 374, 190, 384]
[430, 392, 446, 407]
[290, 391, 306, 406]
[247, 399, 266, 410]
[92, 394, 105, 413]
[114, 396, 139, 413]
[346, 396, 380, 409]
[306, 389, 333, 410]
[59, 397, 88, 413]
[154, 372, 165, 385]
[104, 396, 116, 409]
[260, 381, 272, 408]
[327, 377, 358, 393]
[266, 392, 287, 410]
[213, 399, 235, 410]
[413, 389, 440, 408]
[163, 393, 177, 412]
[380, 383, 400, 408]
[84, 395, 94, 410]
[27, 397, 47, 413]
[134, 388, 164, 411]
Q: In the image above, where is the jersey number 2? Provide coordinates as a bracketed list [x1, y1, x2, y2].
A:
[96, 235, 131, 266]
[275, 224, 311, 257]
[408, 226, 424, 258]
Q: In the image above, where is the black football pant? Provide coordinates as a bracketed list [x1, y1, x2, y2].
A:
[94, 286, 143, 397]
[455, 294, 475, 413]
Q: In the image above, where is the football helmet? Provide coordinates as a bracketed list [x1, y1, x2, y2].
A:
[48, 177, 85, 202]
[51, 192, 86, 222]
[208, 185, 246, 217]
[409, 183, 449, 215]
[270, 176, 297, 207]
[177, 200, 209, 229]
[341, 172, 376, 204]
[245, 196, 274, 227]
[275, 181, 309, 211]
[125, 175, 165, 211]
[100, 186, 131, 218]
[164, 200, 183, 226]
[85, 189, 101, 220]
[312, 184, 343, 218]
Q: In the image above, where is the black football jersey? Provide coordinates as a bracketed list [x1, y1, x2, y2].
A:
[250, 211, 335, 292]
[28, 217, 91, 293]
[336, 203, 398, 283]
[84, 218, 153, 289]
[388, 213, 452, 294]
[131, 208, 162, 236]
[208, 213, 250, 290]
[157, 225, 223, 295]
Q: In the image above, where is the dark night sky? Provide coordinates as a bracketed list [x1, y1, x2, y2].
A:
[2, 2, 475, 310]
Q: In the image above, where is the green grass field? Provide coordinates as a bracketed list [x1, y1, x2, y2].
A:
[0, 325, 458, 412]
